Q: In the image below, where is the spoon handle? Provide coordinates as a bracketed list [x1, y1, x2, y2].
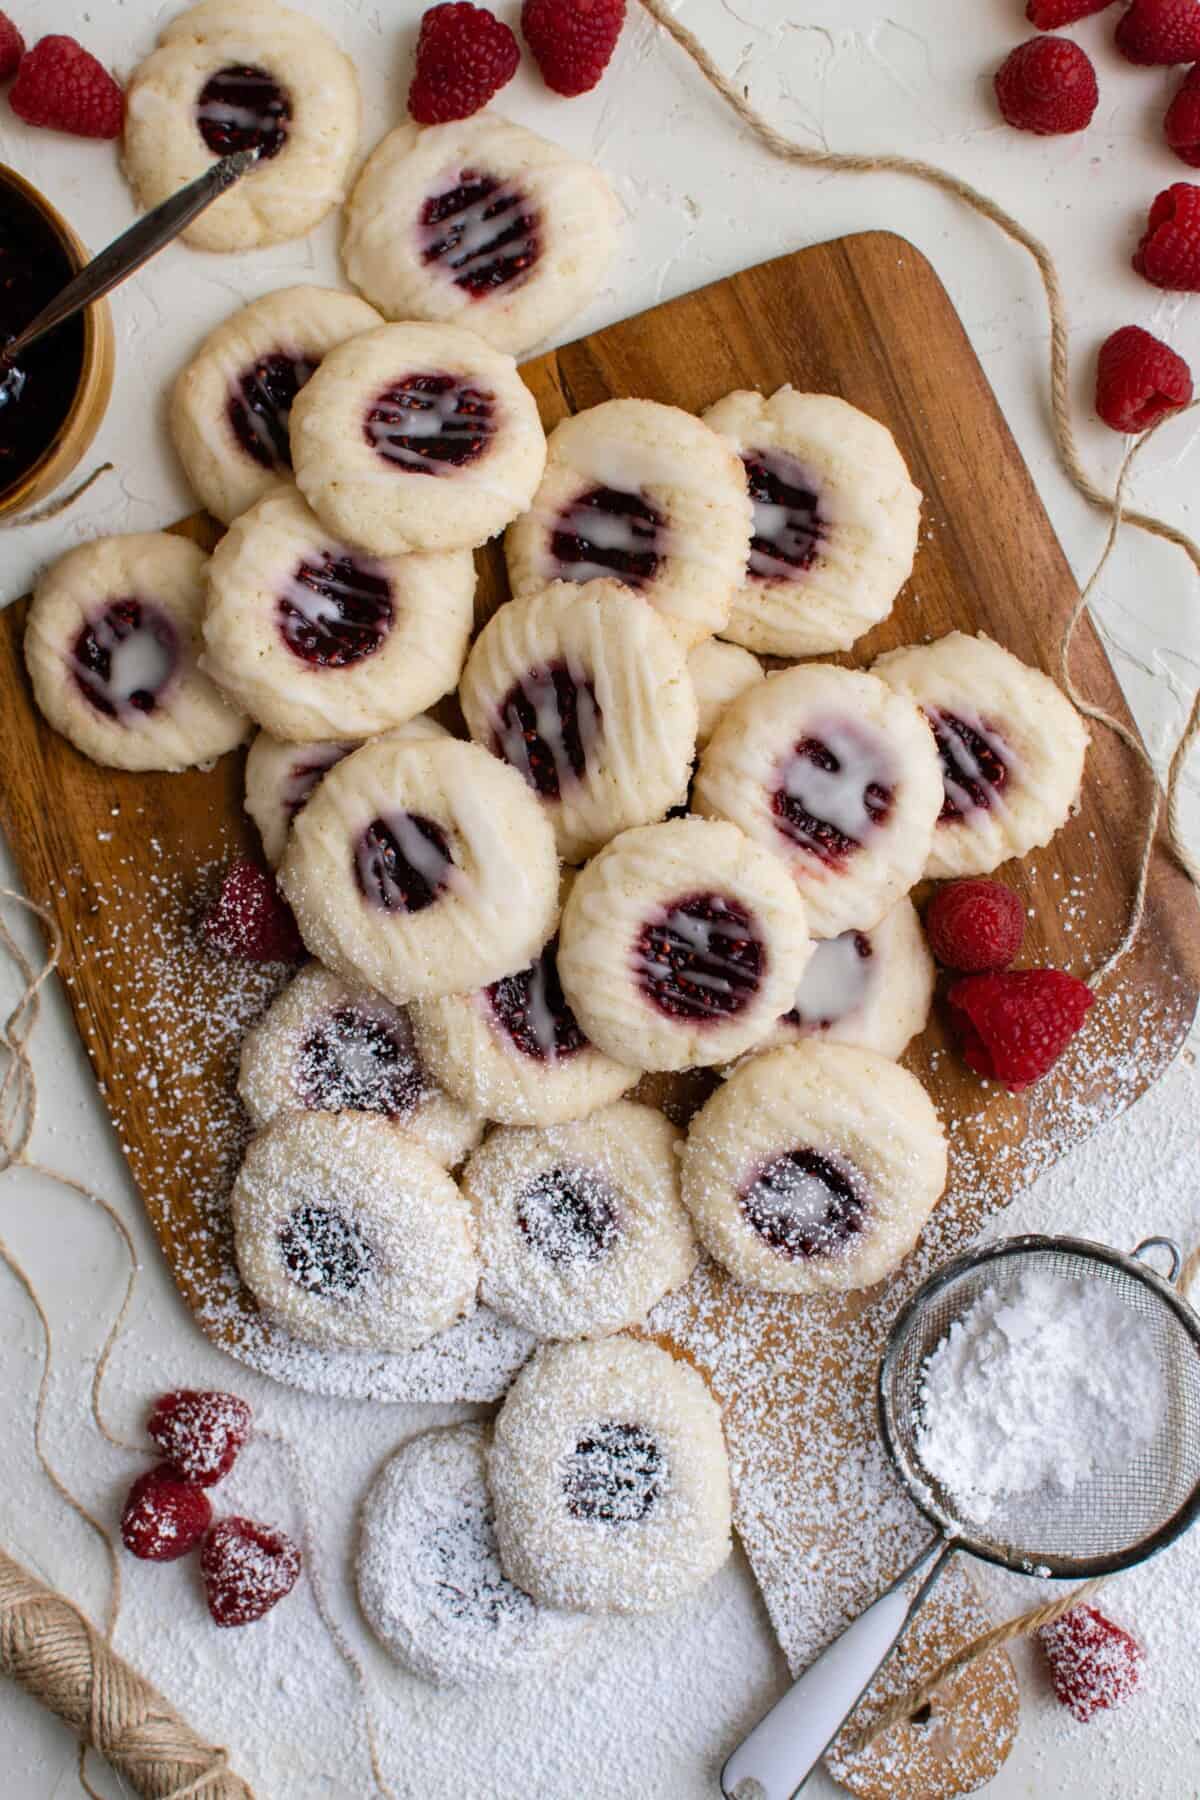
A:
[3, 148, 259, 365]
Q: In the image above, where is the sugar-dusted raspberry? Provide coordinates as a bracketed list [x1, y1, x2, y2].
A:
[924, 880, 1025, 973]
[203, 858, 305, 963]
[0, 12, 25, 82]
[1116, 0, 1200, 65]
[522, 0, 626, 97]
[1027, 0, 1114, 24]
[201, 1516, 302, 1627]
[147, 1390, 252, 1488]
[947, 968, 1094, 1091]
[121, 1466, 213, 1562]
[1038, 1604, 1143, 1723]
[408, 3, 519, 125]
[1165, 62, 1200, 165]
[995, 36, 1099, 134]
[1096, 325, 1194, 431]
[1134, 181, 1200, 289]
[9, 34, 123, 139]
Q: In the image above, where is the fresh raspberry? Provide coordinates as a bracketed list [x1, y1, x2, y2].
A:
[201, 1517, 302, 1627]
[1037, 1604, 1143, 1723]
[1165, 62, 1200, 164]
[203, 858, 304, 963]
[408, 3, 519, 124]
[1027, 0, 1113, 25]
[1133, 181, 1200, 288]
[0, 13, 25, 82]
[121, 1466, 213, 1562]
[522, 0, 626, 97]
[995, 36, 1099, 135]
[947, 968, 1094, 1091]
[147, 1390, 252, 1488]
[9, 35, 123, 139]
[1116, 0, 1200, 65]
[924, 880, 1025, 973]
[1095, 325, 1194, 431]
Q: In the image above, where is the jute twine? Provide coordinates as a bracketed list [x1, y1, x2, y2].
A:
[0, 462, 113, 529]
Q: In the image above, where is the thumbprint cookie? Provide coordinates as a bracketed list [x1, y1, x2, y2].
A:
[760, 899, 934, 1060]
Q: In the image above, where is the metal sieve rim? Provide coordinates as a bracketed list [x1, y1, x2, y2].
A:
[877, 1232, 1200, 1579]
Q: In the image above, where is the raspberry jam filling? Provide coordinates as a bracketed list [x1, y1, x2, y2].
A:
[744, 450, 825, 580]
[563, 1422, 664, 1524]
[494, 661, 602, 800]
[282, 744, 352, 820]
[783, 930, 874, 1032]
[486, 938, 588, 1062]
[196, 65, 291, 161]
[278, 553, 394, 667]
[634, 892, 764, 1023]
[549, 486, 665, 588]
[428, 1497, 534, 1630]
[354, 814, 454, 914]
[297, 1005, 425, 1119]
[516, 1166, 619, 1265]
[279, 1203, 374, 1297]
[772, 725, 895, 865]
[227, 350, 316, 472]
[740, 1149, 866, 1260]
[365, 374, 495, 472]
[419, 169, 540, 297]
[70, 599, 179, 720]
[927, 709, 1011, 821]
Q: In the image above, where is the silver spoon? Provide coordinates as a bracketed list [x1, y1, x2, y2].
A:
[0, 148, 260, 408]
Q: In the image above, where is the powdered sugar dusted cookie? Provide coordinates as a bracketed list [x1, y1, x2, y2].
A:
[25, 533, 248, 773]
[703, 387, 921, 658]
[694, 664, 943, 938]
[681, 1043, 947, 1296]
[238, 963, 480, 1166]
[291, 321, 546, 555]
[462, 1103, 697, 1340]
[231, 1111, 478, 1352]
[123, 0, 360, 252]
[279, 736, 560, 1004]
[557, 817, 812, 1072]
[761, 899, 934, 1060]
[357, 1423, 586, 1686]
[489, 1337, 732, 1614]
[872, 631, 1089, 878]
[245, 715, 448, 867]
[688, 638, 764, 750]
[171, 287, 382, 525]
[342, 116, 618, 356]
[459, 579, 697, 863]
[506, 400, 753, 648]
[203, 487, 474, 742]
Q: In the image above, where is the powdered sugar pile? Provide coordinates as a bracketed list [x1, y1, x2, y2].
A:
[915, 1269, 1167, 1526]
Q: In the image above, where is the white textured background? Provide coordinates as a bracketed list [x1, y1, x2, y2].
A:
[1, 0, 1199, 1795]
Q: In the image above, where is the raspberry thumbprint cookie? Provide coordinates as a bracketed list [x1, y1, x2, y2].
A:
[459, 578, 697, 863]
[687, 638, 764, 750]
[681, 1043, 947, 1295]
[203, 486, 475, 742]
[506, 399, 753, 648]
[873, 631, 1089, 878]
[461, 1103, 697, 1340]
[489, 1337, 732, 1614]
[290, 321, 546, 555]
[703, 386, 921, 658]
[694, 664, 943, 938]
[278, 736, 560, 1005]
[171, 286, 382, 525]
[342, 116, 619, 357]
[123, 0, 360, 252]
[26, 533, 248, 772]
[761, 899, 934, 1060]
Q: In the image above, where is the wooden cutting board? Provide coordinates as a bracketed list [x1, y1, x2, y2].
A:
[3, 232, 1198, 1796]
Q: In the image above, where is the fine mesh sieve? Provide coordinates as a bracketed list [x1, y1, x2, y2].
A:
[722, 1232, 1200, 1800]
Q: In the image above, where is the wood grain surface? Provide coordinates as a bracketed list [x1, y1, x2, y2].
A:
[3, 232, 1198, 1797]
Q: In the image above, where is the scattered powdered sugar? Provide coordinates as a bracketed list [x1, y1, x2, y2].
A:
[914, 1270, 1167, 1526]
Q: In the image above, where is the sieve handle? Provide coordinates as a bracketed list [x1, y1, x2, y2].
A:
[720, 1536, 954, 1800]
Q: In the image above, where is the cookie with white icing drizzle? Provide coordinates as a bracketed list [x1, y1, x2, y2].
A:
[760, 898, 934, 1060]
[687, 638, 764, 750]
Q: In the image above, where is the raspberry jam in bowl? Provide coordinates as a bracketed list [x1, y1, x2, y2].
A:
[0, 166, 114, 518]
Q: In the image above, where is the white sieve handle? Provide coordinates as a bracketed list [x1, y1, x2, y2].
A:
[720, 1536, 955, 1800]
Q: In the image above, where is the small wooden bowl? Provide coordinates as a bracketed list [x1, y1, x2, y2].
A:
[0, 165, 115, 520]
